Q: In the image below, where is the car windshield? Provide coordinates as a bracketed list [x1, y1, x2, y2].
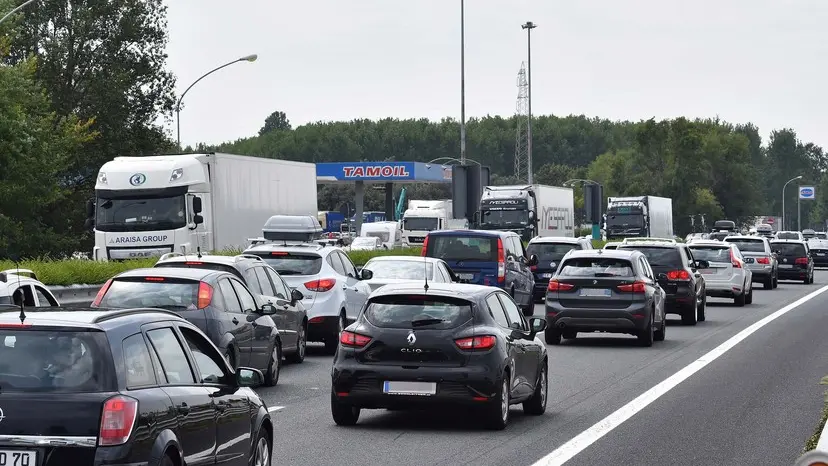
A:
[95, 195, 187, 232]
[364, 295, 472, 329]
[364, 261, 433, 280]
[98, 278, 201, 310]
[249, 252, 323, 275]
[559, 258, 634, 277]
[403, 217, 439, 231]
[480, 209, 527, 226]
[0, 330, 114, 392]
[606, 214, 644, 228]
[527, 242, 579, 261]
[688, 246, 731, 263]
[771, 242, 806, 256]
[817, 233, 828, 240]
[726, 239, 766, 253]
[619, 246, 682, 268]
[425, 235, 498, 261]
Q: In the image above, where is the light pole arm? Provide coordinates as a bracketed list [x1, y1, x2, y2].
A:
[0, 0, 37, 25]
[177, 59, 243, 112]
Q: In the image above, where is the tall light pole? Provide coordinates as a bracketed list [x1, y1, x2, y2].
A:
[521, 21, 536, 184]
[782, 175, 802, 231]
[176, 54, 258, 149]
[459, 0, 466, 165]
[0, 0, 37, 25]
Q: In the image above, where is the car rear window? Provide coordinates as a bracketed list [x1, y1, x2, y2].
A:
[688, 246, 731, 263]
[0, 329, 114, 392]
[363, 260, 433, 280]
[776, 232, 800, 240]
[708, 232, 729, 241]
[364, 295, 473, 329]
[154, 261, 243, 279]
[527, 242, 578, 261]
[817, 233, 828, 240]
[249, 252, 323, 275]
[559, 258, 634, 277]
[725, 239, 766, 253]
[425, 235, 498, 261]
[771, 242, 806, 256]
[98, 277, 201, 311]
[619, 246, 682, 268]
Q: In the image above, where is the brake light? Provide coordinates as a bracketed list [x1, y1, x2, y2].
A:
[184, 261, 203, 265]
[548, 279, 574, 291]
[421, 236, 429, 256]
[99, 395, 138, 446]
[730, 249, 742, 268]
[305, 278, 336, 292]
[196, 282, 213, 309]
[144, 277, 165, 282]
[497, 238, 505, 284]
[340, 330, 371, 348]
[270, 251, 288, 256]
[617, 281, 646, 293]
[530, 265, 538, 271]
[795, 257, 809, 265]
[91, 279, 113, 307]
[0, 323, 31, 328]
[666, 270, 691, 280]
[756, 257, 770, 265]
[455, 335, 497, 351]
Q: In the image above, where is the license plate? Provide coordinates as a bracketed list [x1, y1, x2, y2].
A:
[0, 451, 36, 466]
[540, 273, 552, 278]
[701, 269, 716, 274]
[818, 253, 825, 256]
[780, 264, 793, 269]
[383, 381, 437, 396]
[457, 273, 474, 280]
[579, 288, 611, 297]
[745, 258, 754, 263]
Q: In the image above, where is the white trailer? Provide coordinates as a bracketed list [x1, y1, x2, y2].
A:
[534, 185, 576, 238]
[604, 195, 673, 240]
[401, 199, 454, 246]
[478, 184, 575, 240]
[88, 153, 317, 260]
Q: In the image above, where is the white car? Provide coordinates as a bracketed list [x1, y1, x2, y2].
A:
[0, 269, 60, 307]
[360, 256, 457, 293]
[349, 236, 382, 251]
[687, 241, 754, 306]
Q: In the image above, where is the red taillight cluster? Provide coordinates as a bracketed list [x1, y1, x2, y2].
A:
[340, 330, 371, 348]
[304, 278, 336, 292]
[756, 257, 770, 265]
[99, 395, 138, 446]
[547, 279, 574, 291]
[496, 239, 506, 284]
[421, 236, 429, 256]
[530, 265, 538, 271]
[91, 279, 113, 307]
[795, 257, 809, 265]
[617, 281, 646, 293]
[196, 282, 213, 309]
[730, 249, 743, 268]
[666, 270, 691, 281]
[455, 335, 496, 351]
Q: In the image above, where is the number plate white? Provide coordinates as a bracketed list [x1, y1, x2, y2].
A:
[383, 381, 437, 396]
[818, 253, 825, 256]
[0, 451, 35, 466]
[780, 264, 794, 269]
[540, 273, 552, 278]
[579, 288, 611, 297]
[457, 273, 474, 280]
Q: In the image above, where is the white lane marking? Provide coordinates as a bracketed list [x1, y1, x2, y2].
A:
[268, 406, 285, 413]
[532, 284, 828, 466]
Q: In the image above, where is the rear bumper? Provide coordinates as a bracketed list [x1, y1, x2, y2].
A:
[545, 301, 651, 333]
[812, 255, 828, 266]
[778, 267, 809, 279]
[664, 287, 695, 312]
[307, 315, 341, 342]
[704, 279, 744, 298]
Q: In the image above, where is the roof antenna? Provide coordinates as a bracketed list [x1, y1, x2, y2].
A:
[422, 255, 429, 292]
[180, 245, 188, 261]
[13, 259, 25, 324]
[196, 246, 202, 259]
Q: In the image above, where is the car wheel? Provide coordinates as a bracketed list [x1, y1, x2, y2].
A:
[484, 375, 510, 430]
[331, 391, 360, 426]
[638, 313, 654, 347]
[763, 276, 773, 290]
[654, 309, 666, 342]
[325, 312, 346, 355]
[263, 343, 281, 387]
[522, 301, 534, 317]
[562, 330, 577, 339]
[773, 274, 779, 288]
[545, 328, 561, 345]
[734, 288, 746, 306]
[287, 324, 307, 364]
[682, 301, 697, 326]
[252, 428, 270, 466]
[223, 348, 236, 370]
[697, 293, 706, 322]
[745, 285, 753, 304]
[523, 363, 548, 415]
[160, 453, 176, 466]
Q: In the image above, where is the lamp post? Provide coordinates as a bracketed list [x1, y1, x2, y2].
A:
[176, 54, 258, 149]
[0, 0, 37, 25]
[782, 175, 802, 231]
[521, 21, 536, 184]
[459, 0, 466, 166]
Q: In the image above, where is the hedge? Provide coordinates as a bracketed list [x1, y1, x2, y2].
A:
[0, 239, 615, 286]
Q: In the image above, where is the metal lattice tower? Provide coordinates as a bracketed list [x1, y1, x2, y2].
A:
[514, 62, 530, 180]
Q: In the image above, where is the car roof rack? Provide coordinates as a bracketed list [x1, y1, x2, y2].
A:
[620, 237, 676, 244]
[0, 269, 37, 283]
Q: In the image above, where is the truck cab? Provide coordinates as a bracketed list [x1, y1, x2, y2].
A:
[477, 185, 537, 241]
[401, 199, 453, 246]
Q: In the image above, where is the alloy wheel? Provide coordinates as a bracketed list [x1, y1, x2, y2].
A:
[501, 378, 510, 423]
[254, 436, 270, 466]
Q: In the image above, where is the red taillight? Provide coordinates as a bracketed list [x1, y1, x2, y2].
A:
[340, 330, 371, 348]
[91, 279, 113, 307]
[144, 277, 165, 282]
[304, 278, 336, 292]
[548, 279, 574, 291]
[497, 238, 505, 284]
[730, 249, 742, 268]
[666, 270, 691, 281]
[309, 316, 324, 324]
[756, 257, 770, 264]
[196, 282, 213, 309]
[795, 257, 809, 265]
[0, 323, 31, 328]
[455, 335, 497, 351]
[99, 395, 138, 446]
[530, 265, 538, 271]
[270, 251, 288, 256]
[421, 236, 429, 256]
[617, 281, 646, 293]
[184, 261, 203, 265]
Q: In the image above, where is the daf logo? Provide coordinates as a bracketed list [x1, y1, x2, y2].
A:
[400, 348, 423, 353]
[129, 173, 146, 186]
[407, 330, 416, 345]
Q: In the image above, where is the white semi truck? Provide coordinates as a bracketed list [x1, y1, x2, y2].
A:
[477, 185, 575, 241]
[401, 199, 455, 246]
[87, 153, 317, 260]
[604, 195, 673, 240]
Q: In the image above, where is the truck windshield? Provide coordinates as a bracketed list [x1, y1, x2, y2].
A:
[403, 217, 439, 231]
[96, 195, 187, 232]
[480, 209, 527, 226]
[606, 214, 644, 228]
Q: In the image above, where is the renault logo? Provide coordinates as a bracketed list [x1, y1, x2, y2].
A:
[129, 173, 146, 186]
[407, 330, 416, 345]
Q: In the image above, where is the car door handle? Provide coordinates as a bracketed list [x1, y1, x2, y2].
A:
[232, 317, 239, 325]
[177, 403, 190, 416]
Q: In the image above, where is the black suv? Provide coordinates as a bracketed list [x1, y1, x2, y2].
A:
[770, 239, 815, 283]
[0, 305, 273, 466]
[526, 237, 593, 301]
[617, 238, 707, 325]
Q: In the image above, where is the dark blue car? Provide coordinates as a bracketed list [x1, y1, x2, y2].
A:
[423, 230, 538, 316]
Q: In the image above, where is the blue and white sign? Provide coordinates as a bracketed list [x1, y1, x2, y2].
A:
[799, 186, 815, 200]
[316, 161, 452, 183]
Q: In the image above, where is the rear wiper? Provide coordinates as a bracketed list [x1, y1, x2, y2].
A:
[593, 272, 620, 277]
[154, 305, 190, 311]
[410, 318, 447, 327]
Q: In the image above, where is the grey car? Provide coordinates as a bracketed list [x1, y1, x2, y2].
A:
[724, 235, 778, 289]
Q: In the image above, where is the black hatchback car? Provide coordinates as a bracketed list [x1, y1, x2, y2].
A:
[617, 239, 707, 325]
[330, 283, 548, 430]
[92, 267, 285, 386]
[544, 249, 667, 346]
[770, 240, 815, 283]
[0, 305, 272, 466]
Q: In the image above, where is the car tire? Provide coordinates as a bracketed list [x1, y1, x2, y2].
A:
[252, 427, 271, 466]
[697, 293, 706, 322]
[223, 348, 236, 370]
[638, 314, 654, 347]
[745, 285, 753, 304]
[545, 328, 561, 345]
[654, 315, 666, 342]
[325, 312, 346, 355]
[681, 302, 697, 326]
[331, 392, 360, 426]
[562, 330, 577, 339]
[763, 276, 773, 290]
[523, 363, 548, 415]
[484, 375, 510, 430]
[522, 301, 534, 317]
[773, 274, 779, 288]
[287, 324, 307, 364]
[160, 453, 177, 466]
[263, 343, 281, 387]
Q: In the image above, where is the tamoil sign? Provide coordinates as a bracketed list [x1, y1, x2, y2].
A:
[343, 165, 411, 178]
[799, 186, 816, 200]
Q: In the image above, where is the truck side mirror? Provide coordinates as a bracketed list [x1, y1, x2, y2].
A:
[193, 214, 204, 225]
[528, 210, 536, 220]
[85, 198, 95, 218]
[192, 196, 202, 214]
[84, 218, 94, 230]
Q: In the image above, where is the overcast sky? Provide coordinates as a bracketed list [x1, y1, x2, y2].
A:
[165, 0, 828, 150]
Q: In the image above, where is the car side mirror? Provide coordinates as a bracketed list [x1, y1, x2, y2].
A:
[193, 214, 204, 225]
[529, 317, 547, 335]
[237, 367, 264, 387]
[259, 303, 277, 315]
[528, 254, 539, 266]
[657, 272, 668, 281]
[192, 196, 202, 214]
[360, 268, 373, 280]
[291, 288, 304, 302]
[695, 260, 710, 269]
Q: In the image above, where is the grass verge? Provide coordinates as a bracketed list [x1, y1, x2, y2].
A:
[804, 376, 828, 452]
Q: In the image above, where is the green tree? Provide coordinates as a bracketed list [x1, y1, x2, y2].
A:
[259, 110, 291, 135]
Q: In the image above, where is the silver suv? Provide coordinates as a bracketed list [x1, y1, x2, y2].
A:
[723, 235, 778, 289]
[687, 240, 753, 306]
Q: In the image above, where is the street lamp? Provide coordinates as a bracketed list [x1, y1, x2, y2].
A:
[563, 178, 598, 187]
[459, 0, 466, 165]
[782, 175, 802, 231]
[521, 21, 536, 184]
[426, 156, 481, 168]
[0, 0, 37, 25]
[176, 54, 258, 149]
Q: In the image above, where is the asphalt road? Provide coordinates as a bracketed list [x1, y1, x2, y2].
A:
[256, 271, 828, 466]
